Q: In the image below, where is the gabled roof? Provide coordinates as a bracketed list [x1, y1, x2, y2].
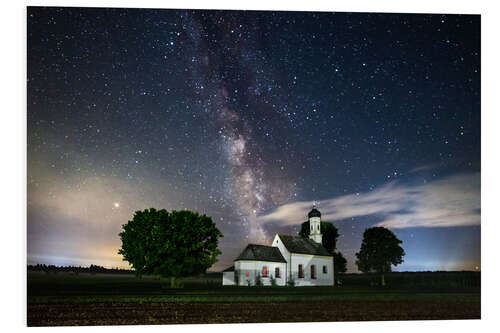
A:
[222, 265, 235, 272]
[235, 244, 287, 263]
[278, 234, 332, 257]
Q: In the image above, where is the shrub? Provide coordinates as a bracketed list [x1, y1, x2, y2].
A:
[172, 278, 184, 288]
[255, 273, 263, 286]
[287, 278, 295, 287]
[270, 275, 277, 286]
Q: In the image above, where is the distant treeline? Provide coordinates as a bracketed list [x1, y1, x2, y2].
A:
[27, 264, 134, 275]
[339, 271, 480, 289]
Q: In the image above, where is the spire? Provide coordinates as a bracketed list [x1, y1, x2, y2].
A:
[308, 204, 322, 244]
[308, 204, 321, 218]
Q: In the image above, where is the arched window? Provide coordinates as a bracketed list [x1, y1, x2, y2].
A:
[275, 267, 280, 278]
[323, 265, 327, 274]
[298, 264, 304, 278]
[311, 265, 316, 279]
[317, 224, 320, 231]
[262, 266, 268, 277]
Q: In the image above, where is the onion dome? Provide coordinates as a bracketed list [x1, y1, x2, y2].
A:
[308, 205, 321, 218]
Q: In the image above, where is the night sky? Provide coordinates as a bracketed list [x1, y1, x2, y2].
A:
[27, 7, 480, 272]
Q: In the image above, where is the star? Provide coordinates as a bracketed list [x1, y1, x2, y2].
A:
[27, 7, 481, 273]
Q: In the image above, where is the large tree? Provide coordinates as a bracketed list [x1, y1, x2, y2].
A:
[333, 251, 347, 275]
[355, 226, 405, 286]
[118, 208, 223, 287]
[299, 220, 339, 253]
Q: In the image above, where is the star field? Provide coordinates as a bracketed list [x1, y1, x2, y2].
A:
[27, 7, 480, 272]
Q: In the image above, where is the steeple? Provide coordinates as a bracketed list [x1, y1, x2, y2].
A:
[308, 204, 322, 244]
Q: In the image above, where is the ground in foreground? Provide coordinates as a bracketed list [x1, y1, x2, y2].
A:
[27, 272, 480, 326]
[28, 300, 479, 326]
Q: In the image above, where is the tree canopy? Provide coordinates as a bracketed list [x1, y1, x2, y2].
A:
[355, 226, 405, 286]
[299, 220, 339, 254]
[333, 251, 347, 274]
[118, 208, 223, 287]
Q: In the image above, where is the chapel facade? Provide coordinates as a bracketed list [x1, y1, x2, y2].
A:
[222, 206, 334, 286]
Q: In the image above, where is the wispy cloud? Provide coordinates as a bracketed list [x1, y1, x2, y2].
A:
[258, 172, 480, 229]
[409, 163, 440, 173]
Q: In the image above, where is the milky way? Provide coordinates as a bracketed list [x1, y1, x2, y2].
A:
[182, 12, 297, 242]
[28, 8, 480, 271]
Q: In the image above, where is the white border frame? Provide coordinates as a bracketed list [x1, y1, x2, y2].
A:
[4, 0, 498, 332]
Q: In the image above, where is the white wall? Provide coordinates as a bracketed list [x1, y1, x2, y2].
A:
[272, 234, 291, 284]
[228, 234, 334, 287]
[234, 260, 287, 286]
[289, 253, 334, 286]
[222, 271, 235, 285]
[273, 234, 334, 286]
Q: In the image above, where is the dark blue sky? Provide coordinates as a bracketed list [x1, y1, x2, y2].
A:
[27, 7, 480, 272]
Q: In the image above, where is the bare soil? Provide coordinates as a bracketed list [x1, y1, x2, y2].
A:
[27, 301, 480, 326]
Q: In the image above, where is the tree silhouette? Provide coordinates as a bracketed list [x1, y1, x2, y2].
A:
[355, 226, 405, 286]
[118, 208, 223, 287]
[333, 251, 347, 274]
[299, 220, 339, 253]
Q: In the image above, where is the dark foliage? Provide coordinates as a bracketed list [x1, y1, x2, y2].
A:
[333, 251, 347, 274]
[299, 221, 339, 254]
[27, 264, 134, 274]
[355, 227, 405, 285]
[118, 208, 223, 285]
[339, 271, 480, 289]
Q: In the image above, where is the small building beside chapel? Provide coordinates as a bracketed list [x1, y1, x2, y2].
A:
[222, 206, 334, 286]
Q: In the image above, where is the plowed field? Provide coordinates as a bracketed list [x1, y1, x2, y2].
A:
[28, 300, 480, 326]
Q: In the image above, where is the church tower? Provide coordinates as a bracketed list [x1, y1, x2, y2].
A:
[308, 205, 322, 244]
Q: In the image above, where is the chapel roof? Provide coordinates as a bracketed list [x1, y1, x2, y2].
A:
[308, 206, 321, 218]
[235, 244, 287, 263]
[277, 234, 332, 257]
[222, 265, 235, 272]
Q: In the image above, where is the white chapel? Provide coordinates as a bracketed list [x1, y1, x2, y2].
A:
[222, 206, 334, 286]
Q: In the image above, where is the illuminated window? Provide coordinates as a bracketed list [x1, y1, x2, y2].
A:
[311, 265, 316, 279]
[275, 267, 280, 278]
[323, 265, 327, 274]
[298, 264, 304, 278]
[262, 266, 268, 277]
